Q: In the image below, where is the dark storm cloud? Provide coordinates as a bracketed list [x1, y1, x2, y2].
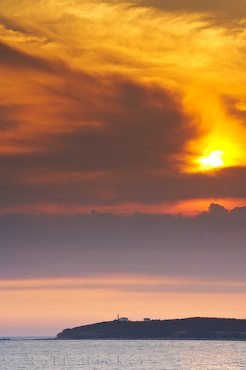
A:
[0, 204, 246, 281]
[0, 74, 198, 206]
[47, 80, 193, 171]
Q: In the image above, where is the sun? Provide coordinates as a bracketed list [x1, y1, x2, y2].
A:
[199, 150, 225, 170]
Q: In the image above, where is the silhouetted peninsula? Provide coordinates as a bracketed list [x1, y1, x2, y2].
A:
[57, 318, 246, 340]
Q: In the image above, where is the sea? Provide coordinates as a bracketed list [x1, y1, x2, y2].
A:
[0, 338, 246, 370]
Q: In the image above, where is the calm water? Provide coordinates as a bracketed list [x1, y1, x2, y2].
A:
[1, 339, 246, 369]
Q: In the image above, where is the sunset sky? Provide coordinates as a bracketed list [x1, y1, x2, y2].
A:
[0, 0, 246, 335]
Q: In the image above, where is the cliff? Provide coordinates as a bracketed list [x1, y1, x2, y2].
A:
[57, 317, 246, 340]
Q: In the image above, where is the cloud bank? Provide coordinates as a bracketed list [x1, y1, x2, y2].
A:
[1, 204, 245, 281]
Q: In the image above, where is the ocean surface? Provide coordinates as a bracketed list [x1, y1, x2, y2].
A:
[1, 339, 246, 369]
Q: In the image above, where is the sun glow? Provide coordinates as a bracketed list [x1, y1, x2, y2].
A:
[199, 150, 225, 170]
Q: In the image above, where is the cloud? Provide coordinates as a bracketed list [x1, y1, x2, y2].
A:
[135, 0, 246, 21]
[0, 163, 245, 209]
[0, 205, 246, 281]
[0, 71, 199, 207]
[46, 79, 194, 171]
[1, 276, 246, 294]
[0, 104, 20, 131]
[0, 41, 53, 71]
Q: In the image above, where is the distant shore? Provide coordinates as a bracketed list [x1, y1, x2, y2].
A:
[57, 317, 246, 340]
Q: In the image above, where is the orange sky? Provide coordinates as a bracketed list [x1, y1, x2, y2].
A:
[2, 276, 246, 335]
[0, 0, 245, 214]
[0, 0, 246, 335]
